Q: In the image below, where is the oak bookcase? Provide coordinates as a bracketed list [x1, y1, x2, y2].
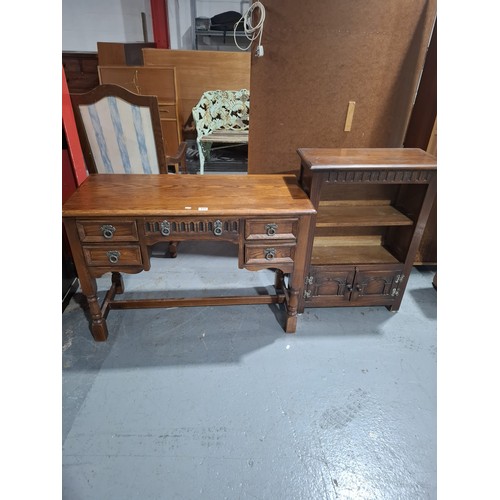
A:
[297, 148, 437, 312]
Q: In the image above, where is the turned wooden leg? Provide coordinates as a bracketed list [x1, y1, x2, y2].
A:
[87, 294, 109, 341]
[79, 274, 108, 341]
[284, 288, 299, 333]
[64, 218, 109, 341]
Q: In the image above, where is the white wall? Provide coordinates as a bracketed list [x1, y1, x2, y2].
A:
[62, 0, 153, 51]
[167, 0, 194, 50]
[62, 0, 248, 52]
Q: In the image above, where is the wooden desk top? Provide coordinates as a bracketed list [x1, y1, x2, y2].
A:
[62, 174, 316, 217]
[297, 148, 437, 170]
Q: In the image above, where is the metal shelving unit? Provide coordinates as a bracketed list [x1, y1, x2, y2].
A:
[191, 0, 250, 51]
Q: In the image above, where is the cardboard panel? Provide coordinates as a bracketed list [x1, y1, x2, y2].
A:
[248, 0, 437, 174]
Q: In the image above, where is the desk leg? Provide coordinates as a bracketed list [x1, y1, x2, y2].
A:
[80, 274, 109, 342]
[64, 219, 110, 341]
[284, 287, 299, 333]
[274, 269, 297, 332]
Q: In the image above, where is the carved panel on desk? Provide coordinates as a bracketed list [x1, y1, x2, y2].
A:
[144, 218, 240, 240]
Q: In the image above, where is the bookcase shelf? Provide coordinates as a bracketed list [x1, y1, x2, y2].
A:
[316, 204, 414, 228]
[312, 237, 400, 265]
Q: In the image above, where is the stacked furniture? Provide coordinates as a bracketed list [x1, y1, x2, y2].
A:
[142, 49, 250, 134]
[98, 65, 182, 159]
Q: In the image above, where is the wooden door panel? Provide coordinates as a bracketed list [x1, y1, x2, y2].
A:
[351, 267, 404, 305]
[305, 266, 355, 306]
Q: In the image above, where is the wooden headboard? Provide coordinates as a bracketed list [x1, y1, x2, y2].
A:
[143, 49, 251, 130]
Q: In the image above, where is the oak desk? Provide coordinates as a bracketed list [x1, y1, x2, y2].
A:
[63, 174, 316, 341]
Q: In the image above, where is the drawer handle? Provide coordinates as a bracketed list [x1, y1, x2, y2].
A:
[265, 248, 276, 261]
[160, 220, 171, 236]
[107, 250, 121, 264]
[101, 224, 116, 239]
[266, 223, 278, 236]
[214, 220, 223, 236]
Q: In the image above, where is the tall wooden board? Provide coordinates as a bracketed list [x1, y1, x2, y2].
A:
[248, 0, 437, 174]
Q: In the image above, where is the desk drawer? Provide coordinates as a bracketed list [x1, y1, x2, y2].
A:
[77, 220, 138, 242]
[245, 218, 298, 240]
[82, 245, 142, 267]
[244, 243, 295, 265]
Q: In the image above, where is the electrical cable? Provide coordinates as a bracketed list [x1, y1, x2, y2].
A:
[233, 1, 266, 56]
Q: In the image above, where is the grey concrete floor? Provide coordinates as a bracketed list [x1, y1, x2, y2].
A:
[62, 240, 437, 500]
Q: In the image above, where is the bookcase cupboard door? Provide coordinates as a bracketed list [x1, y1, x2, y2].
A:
[304, 266, 404, 307]
[305, 267, 355, 305]
[350, 267, 404, 306]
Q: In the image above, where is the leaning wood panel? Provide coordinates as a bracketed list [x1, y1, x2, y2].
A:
[404, 21, 437, 265]
[248, 0, 437, 174]
[143, 49, 250, 129]
[97, 42, 156, 66]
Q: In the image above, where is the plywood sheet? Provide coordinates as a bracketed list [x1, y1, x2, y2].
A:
[248, 0, 437, 174]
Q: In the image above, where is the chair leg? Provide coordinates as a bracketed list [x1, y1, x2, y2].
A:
[168, 241, 178, 258]
[197, 140, 205, 175]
